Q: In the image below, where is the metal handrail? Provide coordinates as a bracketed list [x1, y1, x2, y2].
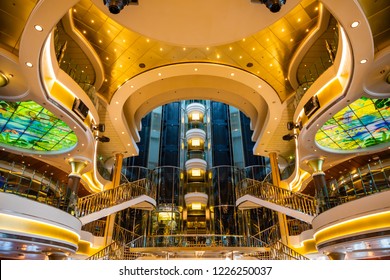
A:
[76, 178, 156, 218]
[271, 241, 309, 260]
[236, 178, 317, 216]
[86, 241, 123, 260]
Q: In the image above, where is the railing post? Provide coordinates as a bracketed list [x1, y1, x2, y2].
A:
[104, 153, 124, 246]
[269, 152, 289, 245]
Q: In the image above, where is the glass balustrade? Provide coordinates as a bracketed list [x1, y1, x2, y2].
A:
[0, 162, 69, 210]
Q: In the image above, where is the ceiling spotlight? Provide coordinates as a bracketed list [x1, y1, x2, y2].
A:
[264, 0, 286, 13]
[282, 133, 297, 141]
[95, 136, 110, 143]
[252, 0, 286, 13]
[103, 0, 138, 14]
[91, 123, 105, 132]
[287, 121, 302, 131]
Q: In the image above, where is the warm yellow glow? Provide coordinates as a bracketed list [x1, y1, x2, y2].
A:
[192, 112, 200, 121]
[192, 203, 202, 210]
[0, 213, 80, 246]
[82, 171, 103, 193]
[158, 212, 174, 220]
[191, 139, 201, 147]
[292, 238, 317, 255]
[77, 240, 103, 256]
[314, 211, 390, 246]
[191, 169, 201, 177]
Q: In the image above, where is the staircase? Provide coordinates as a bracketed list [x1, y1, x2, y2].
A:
[236, 179, 317, 223]
[77, 178, 156, 225]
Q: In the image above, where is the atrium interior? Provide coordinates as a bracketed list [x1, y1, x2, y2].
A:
[0, 0, 389, 260]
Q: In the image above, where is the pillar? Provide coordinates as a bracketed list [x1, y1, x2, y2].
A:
[269, 152, 289, 245]
[104, 153, 124, 245]
[307, 158, 328, 197]
[66, 159, 88, 215]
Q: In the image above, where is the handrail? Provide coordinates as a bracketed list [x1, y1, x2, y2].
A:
[76, 178, 156, 218]
[271, 241, 309, 260]
[86, 241, 123, 260]
[129, 234, 268, 248]
[81, 220, 106, 237]
[236, 178, 317, 217]
[113, 223, 140, 245]
[287, 219, 312, 236]
[252, 224, 281, 245]
[247, 235, 308, 260]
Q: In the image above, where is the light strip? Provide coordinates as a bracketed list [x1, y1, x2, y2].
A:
[314, 211, 390, 245]
[0, 213, 80, 246]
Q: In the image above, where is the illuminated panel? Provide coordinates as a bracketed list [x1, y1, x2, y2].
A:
[191, 139, 201, 147]
[0, 100, 77, 152]
[191, 112, 200, 121]
[191, 169, 201, 177]
[315, 97, 390, 150]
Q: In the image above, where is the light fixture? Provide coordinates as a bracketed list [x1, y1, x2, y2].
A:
[191, 203, 202, 210]
[191, 139, 201, 147]
[103, 0, 138, 14]
[351, 21, 359, 28]
[91, 123, 105, 132]
[192, 112, 200, 121]
[287, 121, 302, 130]
[95, 136, 110, 143]
[191, 169, 201, 177]
[282, 134, 297, 141]
[25, 62, 33, 68]
[0, 72, 9, 87]
[251, 0, 286, 13]
[360, 59, 368, 64]
[34, 25, 43, 31]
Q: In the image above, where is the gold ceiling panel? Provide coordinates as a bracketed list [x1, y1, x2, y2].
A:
[69, 0, 321, 103]
[0, 0, 38, 53]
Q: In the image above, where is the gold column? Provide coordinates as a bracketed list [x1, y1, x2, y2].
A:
[111, 153, 124, 189]
[104, 153, 124, 245]
[66, 159, 88, 215]
[307, 157, 328, 198]
[269, 152, 289, 245]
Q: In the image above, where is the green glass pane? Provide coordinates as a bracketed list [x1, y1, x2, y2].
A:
[0, 100, 78, 152]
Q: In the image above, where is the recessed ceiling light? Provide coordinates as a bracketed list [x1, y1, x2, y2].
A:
[230, 73, 235, 77]
[360, 59, 368, 64]
[25, 62, 33, 68]
[34, 25, 43, 31]
[351, 21, 359, 28]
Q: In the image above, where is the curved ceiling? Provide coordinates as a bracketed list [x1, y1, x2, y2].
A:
[109, 62, 283, 157]
[70, 0, 322, 102]
[92, 0, 301, 47]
